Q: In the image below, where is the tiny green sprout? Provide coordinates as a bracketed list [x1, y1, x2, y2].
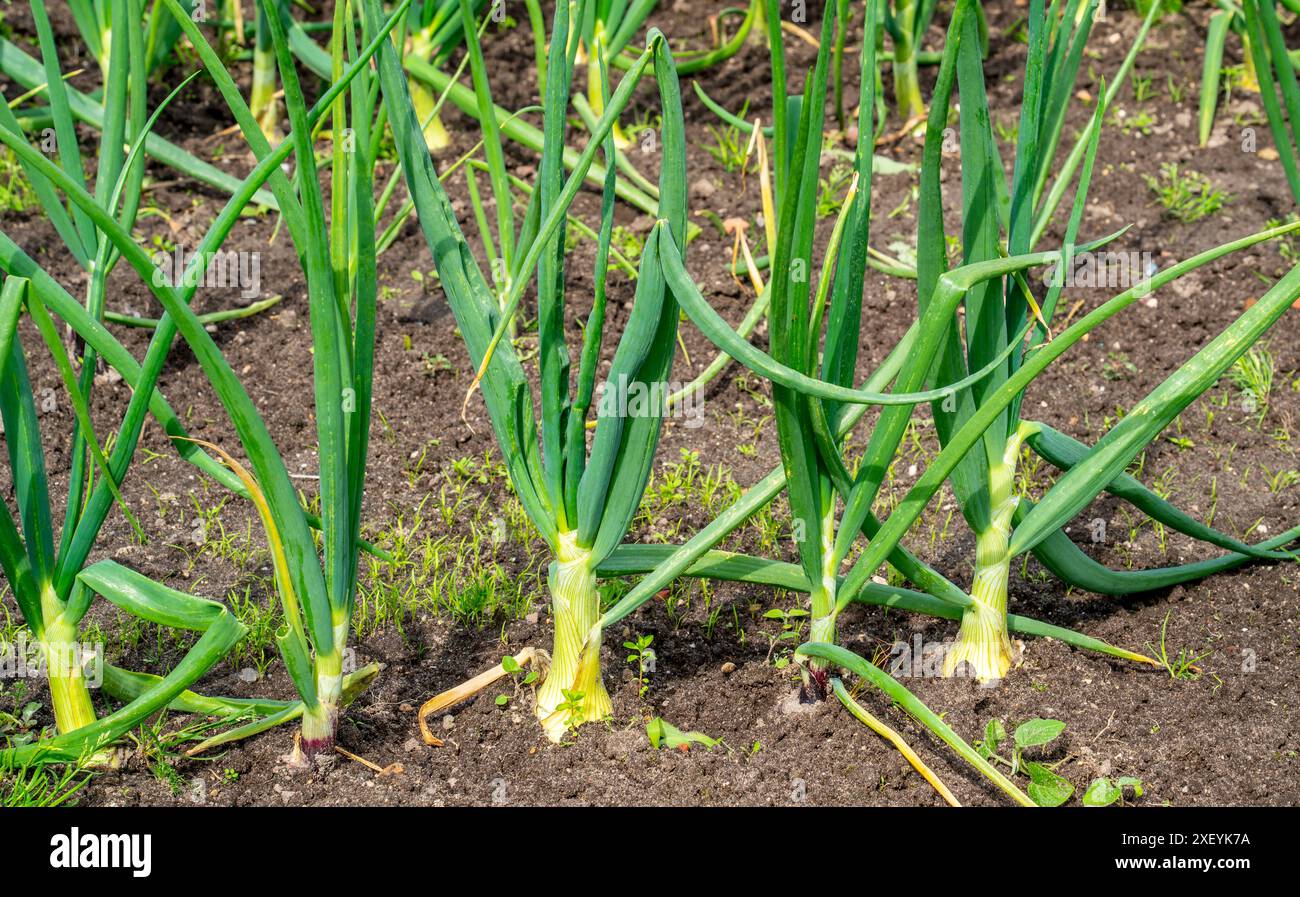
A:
[762, 606, 808, 666]
[608, 226, 645, 269]
[1143, 163, 1229, 222]
[1102, 351, 1138, 381]
[1148, 611, 1212, 681]
[623, 634, 655, 698]
[1083, 776, 1144, 807]
[556, 690, 587, 733]
[1229, 345, 1274, 428]
[1131, 73, 1154, 103]
[1165, 74, 1184, 104]
[1113, 109, 1156, 137]
[816, 164, 855, 219]
[703, 107, 753, 174]
[495, 654, 537, 709]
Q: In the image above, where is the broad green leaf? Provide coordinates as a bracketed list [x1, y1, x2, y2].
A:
[986, 718, 1007, 753]
[1014, 718, 1066, 748]
[1082, 777, 1122, 807]
[1026, 762, 1074, 807]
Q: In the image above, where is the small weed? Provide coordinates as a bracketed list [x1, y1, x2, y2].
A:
[1083, 776, 1145, 807]
[623, 634, 656, 698]
[1230, 345, 1274, 427]
[1144, 163, 1229, 223]
[1113, 108, 1156, 137]
[975, 718, 1073, 807]
[495, 652, 540, 708]
[1, 755, 89, 807]
[816, 163, 855, 219]
[1147, 611, 1211, 681]
[762, 604, 808, 668]
[705, 109, 753, 174]
[1102, 351, 1138, 381]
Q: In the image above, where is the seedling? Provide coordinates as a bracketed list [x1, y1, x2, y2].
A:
[1144, 163, 1229, 223]
[1147, 611, 1212, 681]
[705, 119, 753, 174]
[1230, 345, 1275, 427]
[623, 634, 655, 697]
[975, 718, 1074, 806]
[1083, 775, 1145, 806]
[1114, 108, 1156, 136]
[1102, 351, 1138, 381]
[555, 690, 587, 735]
[762, 606, 808, 667]
[495, 652, 539, 707]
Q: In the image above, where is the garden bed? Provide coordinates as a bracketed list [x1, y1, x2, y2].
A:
[0, 0, 1297, 806]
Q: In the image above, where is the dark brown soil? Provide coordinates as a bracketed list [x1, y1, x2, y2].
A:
[1, 1, 1297, 806]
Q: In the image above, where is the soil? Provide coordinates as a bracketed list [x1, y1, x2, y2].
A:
[1, 0, 1297, 806]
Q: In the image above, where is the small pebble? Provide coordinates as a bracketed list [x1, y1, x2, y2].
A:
[721, 662, 736, 675]
[690, 178, 716, 200]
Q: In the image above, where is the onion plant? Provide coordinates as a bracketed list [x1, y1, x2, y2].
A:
[881, 0, 943, 125]
[579, 0, 657, 148]
[151, 0, 421, 760]
[593, 0, 1300, 801]
[1195, 0, 1300, 147]
[599, 0, 1110, 802]
[396, 0, 765, 213]
[249, 0, 286, 140]
[682, 0, 1147, 409]
[68, 0, 198, 80]
[2, 0, 418, 763]
[0, 31, 279, 207]
[0, 0, 262, 763]
[671, 0, 1300, 679]
[402, 0, 487, 151]
[371, 0, 690, 740]
[1240, 0, 1300, 204]
[1200, 2, 1251, 148]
